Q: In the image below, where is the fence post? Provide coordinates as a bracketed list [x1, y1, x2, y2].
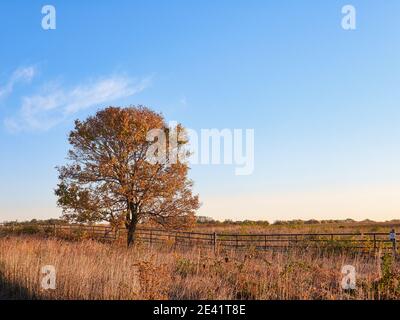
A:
[53, 224, 57, 237]
[235, 235, 239, 249]
[213, 232, 217, 253]
[373, 234, 377, 251]
[264, 235, 267, 250]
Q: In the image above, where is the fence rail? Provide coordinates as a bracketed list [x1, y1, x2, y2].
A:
[0, 223, 397, 252]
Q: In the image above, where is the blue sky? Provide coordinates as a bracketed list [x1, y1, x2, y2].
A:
[1, 0, 400, 222]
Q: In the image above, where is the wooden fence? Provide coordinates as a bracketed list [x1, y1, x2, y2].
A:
[0, 223, 397, 252]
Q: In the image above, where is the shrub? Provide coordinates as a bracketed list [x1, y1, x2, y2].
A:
[19, 225, 41, 235]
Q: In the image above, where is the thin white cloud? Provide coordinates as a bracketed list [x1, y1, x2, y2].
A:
[5, 74, 152, 132]
[0, 66, 36, 100]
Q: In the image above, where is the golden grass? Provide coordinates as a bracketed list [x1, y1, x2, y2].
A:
[193, 221, 400, 235]
[0, 235, 399, 300]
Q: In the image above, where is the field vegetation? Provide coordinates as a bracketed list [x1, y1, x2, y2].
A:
[1, 221, 400, 300]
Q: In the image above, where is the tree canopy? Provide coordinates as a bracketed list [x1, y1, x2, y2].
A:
[55, 106, 200, 246]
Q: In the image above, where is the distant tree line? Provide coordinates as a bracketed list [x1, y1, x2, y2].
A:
[3, 217, 400, 228]
[196, 216, 400, 226]
[0, 219, 69, 226]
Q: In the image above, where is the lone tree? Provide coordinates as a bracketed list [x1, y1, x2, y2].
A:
[55, 106, 200, 246]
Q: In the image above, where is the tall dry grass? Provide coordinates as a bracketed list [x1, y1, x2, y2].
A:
[0, 236, 399, 300]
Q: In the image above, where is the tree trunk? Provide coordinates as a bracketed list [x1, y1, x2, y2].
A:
[127, 222, 137, 247]
[126, 202, 139, 247]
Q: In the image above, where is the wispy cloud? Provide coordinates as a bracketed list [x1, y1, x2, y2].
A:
[5, 74, 152, 132]
[0, 66, 36, 100]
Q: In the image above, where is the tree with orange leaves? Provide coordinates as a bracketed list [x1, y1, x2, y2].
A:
[55, 106, 200, 246]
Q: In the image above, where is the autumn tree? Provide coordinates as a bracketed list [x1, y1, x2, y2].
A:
[55, 106, 200, 246]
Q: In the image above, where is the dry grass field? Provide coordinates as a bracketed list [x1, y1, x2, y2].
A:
[194, 220, 400, 235]
[0, 231, 400, 300]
